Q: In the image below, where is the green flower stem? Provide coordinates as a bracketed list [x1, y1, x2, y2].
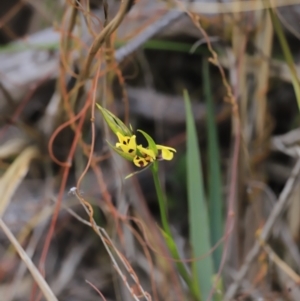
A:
[151, 167, 200, 300]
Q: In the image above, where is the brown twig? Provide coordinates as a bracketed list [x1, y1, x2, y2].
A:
[36, 2, 134, 299]
[85, 280, 107, 301]
[32, 107, 88, 301]
[76, 62, 99, 191]
[70, 188, 152, 301]
[81, 0, 133, 80]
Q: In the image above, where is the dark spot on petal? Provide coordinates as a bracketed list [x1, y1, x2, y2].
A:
[123, 141, 127, 145]
[135, 156, 140, 160]
[145, 158, 151, 163]
[127, 138, 130, 143]
[128, 149, 134, 153]
[138, 161, 144, 167]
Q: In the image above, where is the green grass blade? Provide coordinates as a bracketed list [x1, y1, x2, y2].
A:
[203, 59, 223, 271]
[269, 8, 300, 111]
[143, 40, 208, 55]
[115, 39, 209, 55]
[184, 89, 215, 301]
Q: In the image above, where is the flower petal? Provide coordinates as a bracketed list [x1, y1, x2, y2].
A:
[116, 133, 137, 156]
[156, 145, 176, 160]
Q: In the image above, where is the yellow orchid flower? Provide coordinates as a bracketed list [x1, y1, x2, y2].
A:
[115, 132, 176, 168]
[96, 104, 176, 169]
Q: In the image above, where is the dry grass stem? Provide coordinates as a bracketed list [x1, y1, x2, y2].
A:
[0, 218, 58, 301]
[225, 158, 300, 300]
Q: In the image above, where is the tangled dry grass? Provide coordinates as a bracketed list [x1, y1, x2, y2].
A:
[1, 0, 300, 300]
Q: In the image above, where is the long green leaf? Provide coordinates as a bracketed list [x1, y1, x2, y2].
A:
[203, 59, 223, 271]
[184, 89, 215, 301]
